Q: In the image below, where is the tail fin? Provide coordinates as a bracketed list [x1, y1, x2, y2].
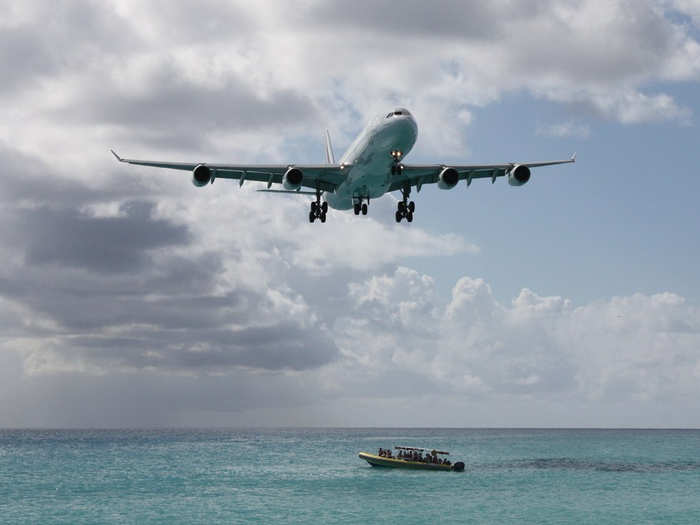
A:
[324, 129, 335, 164]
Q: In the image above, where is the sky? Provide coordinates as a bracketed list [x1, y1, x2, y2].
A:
[1, 0, 699, 428]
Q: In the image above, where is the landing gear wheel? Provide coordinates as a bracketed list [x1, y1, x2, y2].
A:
[361, 203, 368, 215]
[354, 203, 361, 215]
[397, 185, 414, 223]
[310, 191, 327, 223]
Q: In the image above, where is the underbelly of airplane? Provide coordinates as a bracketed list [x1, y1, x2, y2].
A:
[327, 126, 413, 210]
[326, 164, 392, 210]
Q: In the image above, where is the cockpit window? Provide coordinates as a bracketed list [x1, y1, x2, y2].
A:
[386, 109, 409, 118]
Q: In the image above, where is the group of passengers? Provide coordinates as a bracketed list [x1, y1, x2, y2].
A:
[377, 448, 451, 466]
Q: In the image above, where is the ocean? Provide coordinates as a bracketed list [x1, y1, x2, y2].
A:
[1, 428, 699, 524]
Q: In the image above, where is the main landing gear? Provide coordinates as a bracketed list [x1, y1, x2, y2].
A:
[309, 189, 327, 223]
[395, 186, 415, 223]
[353, 197, 368, 216]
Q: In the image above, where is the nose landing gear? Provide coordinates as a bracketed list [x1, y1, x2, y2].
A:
[309, 189, 328, 223]
[395, 186, 415, 223]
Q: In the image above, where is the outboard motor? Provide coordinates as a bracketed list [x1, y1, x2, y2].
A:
[451, 461, 465, 472]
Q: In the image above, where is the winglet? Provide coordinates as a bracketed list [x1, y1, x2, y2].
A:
[110, 149, 123, 162]
[571, 152, 576, 162]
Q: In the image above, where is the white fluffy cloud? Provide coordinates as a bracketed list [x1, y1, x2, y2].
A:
[327, 268, 700, 421]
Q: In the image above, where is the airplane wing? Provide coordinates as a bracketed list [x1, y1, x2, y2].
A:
[110, 150, 346, 193]
[388, 154, 576, 192]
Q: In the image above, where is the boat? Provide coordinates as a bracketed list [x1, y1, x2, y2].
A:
[358, 446, 465, 471]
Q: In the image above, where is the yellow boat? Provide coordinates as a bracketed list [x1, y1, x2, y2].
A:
[358, 446, 465, 471]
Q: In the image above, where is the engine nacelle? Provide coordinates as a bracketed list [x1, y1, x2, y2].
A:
[192, 164, 212, 187]
[508, 164, 531, 186]
[437, 167, 459, 190]
[283, 167, 303, 190]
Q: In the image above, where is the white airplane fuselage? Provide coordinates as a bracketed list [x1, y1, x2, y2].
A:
[325, 110, 418, 210]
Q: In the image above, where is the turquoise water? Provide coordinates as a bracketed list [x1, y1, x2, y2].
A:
[1, 429, 700, 523]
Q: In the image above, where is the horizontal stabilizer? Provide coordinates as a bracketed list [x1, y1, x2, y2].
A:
[257, 189, 318, 195]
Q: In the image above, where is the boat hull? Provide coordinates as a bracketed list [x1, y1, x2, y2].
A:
[358, 452, 453, 471]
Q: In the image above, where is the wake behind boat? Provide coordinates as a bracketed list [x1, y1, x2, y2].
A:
[359, 446, 465, 472]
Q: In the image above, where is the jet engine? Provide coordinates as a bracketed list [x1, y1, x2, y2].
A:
[192, 164, 212, 187]
[283, 167, 304, 190]
[437, 167, 459, 190]
[508, 164, 531, 186]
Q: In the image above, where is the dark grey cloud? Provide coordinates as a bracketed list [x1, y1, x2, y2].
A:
[66, 322, 338, 372]
[20, 201, 189, 274]
[0, 143, 151, 206]
[305, 0, 544, 39]
[60, 63, 318, 150]
[0, 143, 338, 373]
[0, 1, 141, 93]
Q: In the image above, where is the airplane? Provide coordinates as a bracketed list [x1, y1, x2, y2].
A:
[111, 107, 575, 223]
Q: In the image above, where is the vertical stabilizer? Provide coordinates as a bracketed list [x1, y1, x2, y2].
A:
[324, 129, 335, 164]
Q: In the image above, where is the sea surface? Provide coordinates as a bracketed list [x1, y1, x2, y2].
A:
[1, 428, 699, 524]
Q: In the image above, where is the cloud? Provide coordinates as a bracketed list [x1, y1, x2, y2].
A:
[1, 1, 699, 427]
[4, 0, 700, 171]
[330, 268, 700, 410]
[19, 201, 190, 274]
[668, 0, 700, 27]
[58, 62, 319, 150]
[0, 142, 474, 381]
[537, 121, 591, 139]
